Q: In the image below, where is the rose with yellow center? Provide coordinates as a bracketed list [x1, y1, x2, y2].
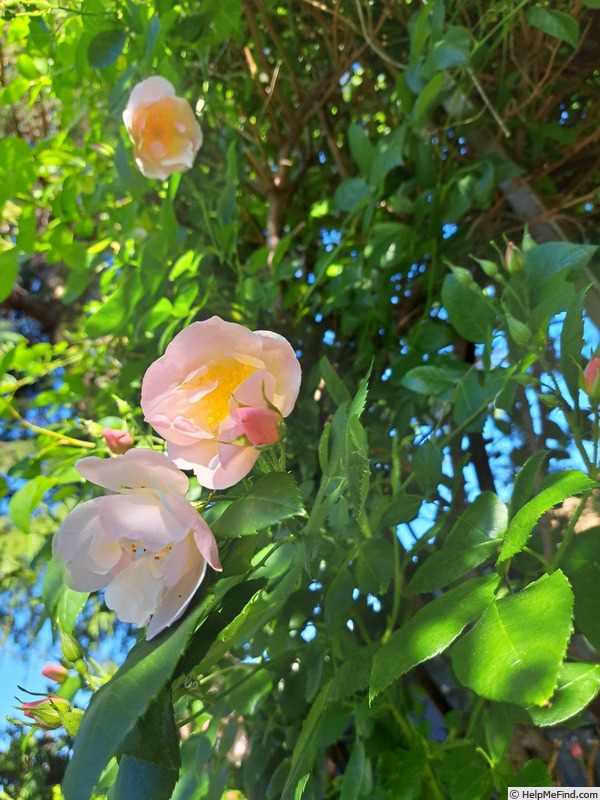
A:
[141, 317, 302, 489]
[123, 76, 202, 180]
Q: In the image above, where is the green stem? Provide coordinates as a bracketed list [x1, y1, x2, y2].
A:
[382, 530, 402, 644]
[2, 401, 95, 449]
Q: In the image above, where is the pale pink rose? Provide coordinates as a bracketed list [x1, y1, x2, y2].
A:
[41, 663, 68, 684]
[52, 449, 221, 639]
[123, 76, 202, 180]
[102, 428, 134, 455]
[140, 317, 302, 490]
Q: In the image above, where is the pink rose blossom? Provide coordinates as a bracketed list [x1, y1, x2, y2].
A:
[584, 357, 600, 402]
[123, 76, 203, 180]
[102, 428, 134, 455]
[52, 449, 221, 639]
[140, 317, 301, 489]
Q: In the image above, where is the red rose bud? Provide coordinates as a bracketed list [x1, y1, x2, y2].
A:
[236, 406, 281, 447]
[504, 241, 525, 273]
[584, 357, 600, 402]
[102, 428, 134, 455]
[20, 697, 70, 730]
[41, 663, 68, 684]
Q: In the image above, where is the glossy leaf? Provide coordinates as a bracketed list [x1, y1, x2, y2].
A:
[451, 571, 574, 706]
[498, 470, 596, 563]
[370, 574, 499, 701]
[211, 473, 304, 539]
[527, 663, 600, 727]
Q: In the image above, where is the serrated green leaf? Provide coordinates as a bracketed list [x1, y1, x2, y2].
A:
[211, 473, 304, 539]
[508, 451, 548, 520]
[347, 416, 369, 518]
[281, 680, 332, 800]
[319, 356, 351, 405]
[451, 571, 574, 706]
[408, 492, 506, 594]
[498, 470, 596, 562]
[370, 574, 499, 701]
[527, 663, 600, 726]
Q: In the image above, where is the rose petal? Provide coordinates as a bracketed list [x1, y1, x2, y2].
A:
[76, 449, 189, 496]
[104, 556, 163, 627]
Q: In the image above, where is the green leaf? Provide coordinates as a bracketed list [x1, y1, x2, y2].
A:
[451, 571, 574, 706]
[524, 242, 596, 283]
[62, 595, 214, 800]
[408, 492, 506, 594]
[498, 470, 596, 563]
[0, 248, 19, 303]
[57, 585, 89, 634]
[348, 123, 374, 178]
[401, 365, 458, 395]
[527, 663, 600, 727]
[562, 526, 600, 649]
[319, 356, 351, 405]
[111, 757, 178, 800]
[442, 274, 496, 342]
[369, 127, 406, 187]
[424, 25, 471, 74]
[87, 28, 127, 68]
[334, 178, 370, 212]
[412, 439, 442, 498]
[346, 416, 370, 519]
[340, 741, 366, 800]
[509, 759, 552, 787]
[355, 538, 395, 595]
[525, 6, 580, 47]
[211, 473, 304, 539]
[508, 450, 548, 520]
[112, 689, 180, 800]
[369, 574, 499, 701]
[9, 475, 54, 533]
[85, 273, 143, 338]
[281, 680, 332, 800]
[413, 72, 446, 123]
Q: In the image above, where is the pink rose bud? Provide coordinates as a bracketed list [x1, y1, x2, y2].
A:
[504, 241, 525, 273]
[235, 406, 281, 447]
[41, 663, 68, 684]
[123, 76, 203, 180]
[21, 696, 70, 729]
[583, 357, 600, 402]
[102, 428, 133, 455]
